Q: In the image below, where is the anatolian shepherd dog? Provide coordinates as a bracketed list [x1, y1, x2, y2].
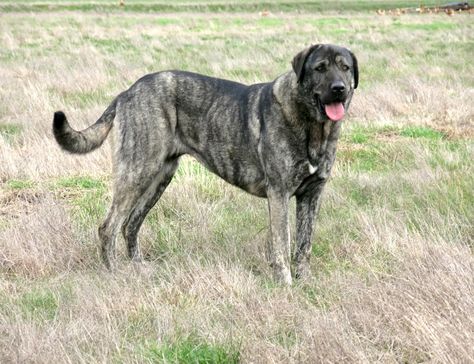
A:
[53, 44, 358, 285]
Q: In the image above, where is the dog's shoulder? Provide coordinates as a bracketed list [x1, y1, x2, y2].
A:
[272, 71, 297, 101]
[271, 71, 300, 124]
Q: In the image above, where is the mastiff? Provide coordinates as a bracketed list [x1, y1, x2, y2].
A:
[53, 44, 358, 285]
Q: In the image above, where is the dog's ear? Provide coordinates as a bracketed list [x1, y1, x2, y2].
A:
[292, 44, 320, 83]
[349, 51, 359, 89]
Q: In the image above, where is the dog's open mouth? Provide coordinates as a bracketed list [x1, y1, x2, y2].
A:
[324, 102, 345, 122]
[315, 95, 346, 122]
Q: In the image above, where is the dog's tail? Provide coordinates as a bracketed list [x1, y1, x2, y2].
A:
[53, 100, 116, 154]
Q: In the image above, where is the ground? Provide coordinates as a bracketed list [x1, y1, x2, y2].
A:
[0, 1, 473, 363]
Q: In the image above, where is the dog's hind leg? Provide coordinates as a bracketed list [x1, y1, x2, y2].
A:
[99, 185, 142, 270]
[122, 159, 179, 261]
[98, 162, 163, 269]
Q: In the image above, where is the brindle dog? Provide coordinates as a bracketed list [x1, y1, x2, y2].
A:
[53, 44, 358, 285]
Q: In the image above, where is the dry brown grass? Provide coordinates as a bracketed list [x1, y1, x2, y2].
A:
[0, 6, 473, 363]
[2, 209, 472, 362]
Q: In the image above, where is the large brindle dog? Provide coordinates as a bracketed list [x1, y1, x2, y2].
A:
[53, 44, 358, 285]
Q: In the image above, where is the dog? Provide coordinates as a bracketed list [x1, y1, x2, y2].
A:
[53, 44, 358, 285]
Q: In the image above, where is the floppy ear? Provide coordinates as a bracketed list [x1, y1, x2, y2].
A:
[349, 51, 359, 89]
[292, 44, 320, 83]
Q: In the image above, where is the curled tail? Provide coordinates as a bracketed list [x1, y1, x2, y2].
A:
[53, 100, 116, 154]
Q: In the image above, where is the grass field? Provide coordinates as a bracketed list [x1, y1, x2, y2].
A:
[0, 1, 473, 362]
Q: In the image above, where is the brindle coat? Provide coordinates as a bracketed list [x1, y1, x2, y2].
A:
[53, 44, 358, 285]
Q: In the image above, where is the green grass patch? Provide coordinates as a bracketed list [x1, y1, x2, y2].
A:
[312, 191, 361, 272]
[153, 17, 180, 26]
[144, 337, 240, 364]
[120, 307, 157, 343]
[306, 17, 348, 27]
[403, 172, 474, 241]
[146, 206, 186, 259]
[311, 238, 333, 261]
[0, 1, 444, 13]
[56, 176, 106, 190]
[427, 140, 471, 172]
[71, 189, 108, 228]
[19, 289, 58, 321]
[361, 55, 400, 85]
[302, 285, 340, 310]
[348, 129, 370, 144]
[348, 183, 375, 206]
[338, 125, 446, 173]
[54, 180, 108, 232]
[175, 160, 223, 202]
[270, 327, 297, 349]
[365, 246, 397, 275]
[339, 147, 387, 173]
[392, 20, 457, 32]
[400, 126, 444, 140]
[0, 123, 22, 142]
[212, 200, 265, 246]
[7, 179, 35, 190]
[343, 125, 399, 144]
[0, 49, 18, 62]
[83, 35, 138, 54]
[61, 88, 113, 109]
[54, 176, 108, 227]
[349, 149, 382, 172]
[257, 18, 285, 27]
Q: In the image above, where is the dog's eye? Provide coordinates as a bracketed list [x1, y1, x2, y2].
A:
[342, 65, 349, 71]
[315, 65, 326, 72]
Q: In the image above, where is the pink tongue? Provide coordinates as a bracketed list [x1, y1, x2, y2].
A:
[325, 103, 345, 122]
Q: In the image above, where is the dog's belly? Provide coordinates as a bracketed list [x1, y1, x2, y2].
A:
[189, 149, 267, 198]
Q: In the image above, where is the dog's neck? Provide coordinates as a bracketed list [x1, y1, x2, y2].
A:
[273, 71, 323, 126]
[273, 72, 342, 167]
[307, 120, 341, 167]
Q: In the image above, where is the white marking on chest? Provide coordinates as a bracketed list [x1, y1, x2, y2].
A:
[309, 163, 317, 174]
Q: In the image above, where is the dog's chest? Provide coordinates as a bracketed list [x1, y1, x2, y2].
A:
[305, 120, 340, 180]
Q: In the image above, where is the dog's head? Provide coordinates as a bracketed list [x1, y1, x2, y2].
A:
[292, 44, 358, 122]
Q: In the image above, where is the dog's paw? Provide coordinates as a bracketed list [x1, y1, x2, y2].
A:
[295, 261, 312, 280]
[274, 266, 293, 286]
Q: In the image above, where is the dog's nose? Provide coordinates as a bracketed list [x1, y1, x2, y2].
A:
[331, 81, 345, 94]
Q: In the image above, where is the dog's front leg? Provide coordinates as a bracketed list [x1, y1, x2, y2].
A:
[267, 189, 292, 285]
[294, 180, 327, 279]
